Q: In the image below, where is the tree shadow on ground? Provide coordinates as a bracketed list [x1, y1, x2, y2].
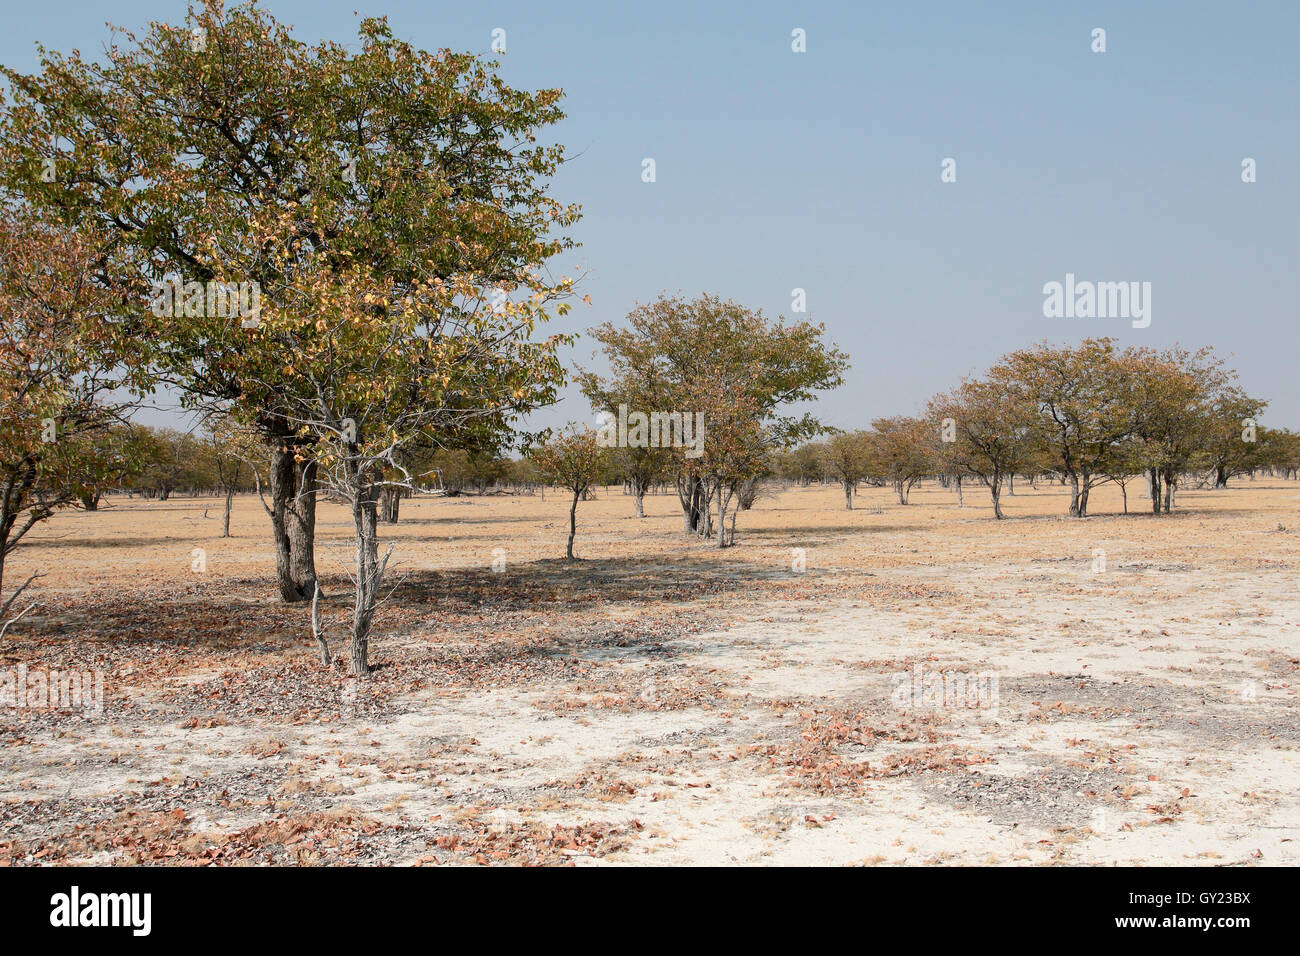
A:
[385, 554, 802, 612]
[1, 554, 814, 668]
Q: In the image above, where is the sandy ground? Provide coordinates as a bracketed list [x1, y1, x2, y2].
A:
[1, 477, 1298, 866]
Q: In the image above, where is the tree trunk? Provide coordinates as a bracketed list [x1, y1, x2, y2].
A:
[1149, 468, 1161, 513]
[690, 476, 704, 533]
[222, 489, 233, 538]
[678, 475, 702, 533]
[991, 474, 1004, 520]
[566, 490, 579, 560]
[1215, 464, 1228, 488]
[716, 485, 727, 548]
[1068, 474, 1081, 516]
[843, 480, 853, 510]
[79, 493, 99, 511]
[894, 479, 905, 505]
[269, 442, 319, 603]
[380, 486, 400, 523]
[349, 480, 384, 677]
[955, 474, 963, 508]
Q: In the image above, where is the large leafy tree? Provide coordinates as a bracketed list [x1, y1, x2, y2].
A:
[1125, 346, 1230, 512]
[989, 339, 1138, 517]
[0, 0, 580, 601]
[928, 380, 1037, 519]
[1198, 386, 1267, 489]
[583, 293, 847, 539]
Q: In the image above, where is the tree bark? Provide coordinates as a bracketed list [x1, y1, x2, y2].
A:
[269, 441, 319, 603]
[311, 582, 331, 667]
[222, 489, 233, 537]
[716, 485, 727, 548]
[678, 475, 702, 532]
[690, 476, 704, 533]
[632, 475, 648, 518]
[380, 486, 401, 523]
[349, 479, 385, 677]
[843, 480, 853, 510]
[566, 489, 579, 559]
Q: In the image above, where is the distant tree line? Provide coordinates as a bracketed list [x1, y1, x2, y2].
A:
[771, 339, 1298, 518]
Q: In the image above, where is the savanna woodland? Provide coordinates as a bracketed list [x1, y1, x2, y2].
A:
[1, 2, 1296, 875]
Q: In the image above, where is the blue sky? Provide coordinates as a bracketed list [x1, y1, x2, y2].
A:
[5, 0, 1298, 431]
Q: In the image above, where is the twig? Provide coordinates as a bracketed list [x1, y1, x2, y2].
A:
[0, 601, 38, 646]
[0, 571, 43, 620]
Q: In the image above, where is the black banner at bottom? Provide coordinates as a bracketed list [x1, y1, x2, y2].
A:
[0, 864, 1271, 942]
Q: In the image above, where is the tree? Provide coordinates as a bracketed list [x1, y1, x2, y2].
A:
[577, 372, 671, 518]
[688, 383, 769, 546]
[989, 339, 1137, 517]
[129, 427, 203, 501]
[1125, 346, 1228, 513]
[0, 1, 579, 602]
[820, 431, 872, 509]
[1258, 427, 1300, 479]
[867, 416, 933, 505]
[204, 417, 262, 537]
[928, 381, 1036, 519]
[773, 442, 823, 486]
[245, 203, 574, 674]
[1199, 387, 1267, 489]
[0, 205, 136, 614]
[532, 428, 605, 560]
[583, 293, 847, 538]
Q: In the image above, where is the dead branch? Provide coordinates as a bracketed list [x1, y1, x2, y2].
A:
[0, 570, 43, 620]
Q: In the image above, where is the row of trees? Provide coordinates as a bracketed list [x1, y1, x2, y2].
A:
[776, 341, 1295, 518]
